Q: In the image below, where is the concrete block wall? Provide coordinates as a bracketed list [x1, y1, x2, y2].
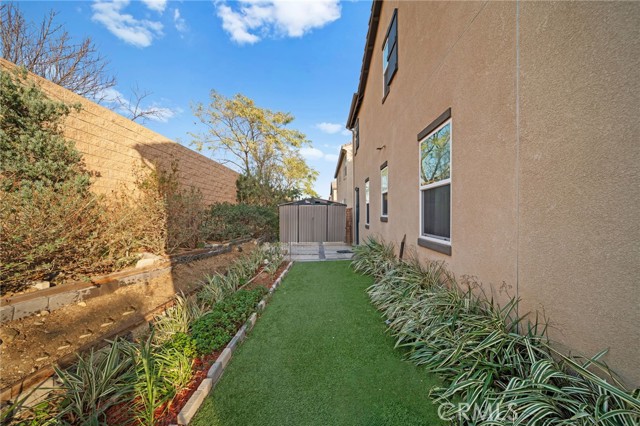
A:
[0, 58, 238, 206]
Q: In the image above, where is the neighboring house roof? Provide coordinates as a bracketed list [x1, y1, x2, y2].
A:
[346, 0, 383, 129]
[279, 197, 346, 206]
[329, 180, 337, 200]
[333, 144, 352, 178]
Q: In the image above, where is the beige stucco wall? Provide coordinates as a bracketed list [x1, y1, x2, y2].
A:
[335, 143, 354, 207]
[352, 1, 639, 386]
[1, 58, 238, 206]
[517, 2, 640, 386]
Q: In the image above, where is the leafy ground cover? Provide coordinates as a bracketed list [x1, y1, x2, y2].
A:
[191, 261, 443, 426]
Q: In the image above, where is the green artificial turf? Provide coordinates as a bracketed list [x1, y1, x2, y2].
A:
[191, 261, 443, 426]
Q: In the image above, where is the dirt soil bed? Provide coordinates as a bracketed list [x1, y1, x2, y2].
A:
[0, 242, 256, 390]
[246, 262, 288, 290]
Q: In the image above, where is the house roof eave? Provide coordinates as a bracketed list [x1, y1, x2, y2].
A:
[346, 0, 383, 130]
[333, 147, 347, 179]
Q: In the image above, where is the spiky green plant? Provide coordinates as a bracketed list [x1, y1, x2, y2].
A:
[132, 333, 165, 426]
[351, 236, 398, 279]
[152, 293, 208, 344]
[261, 242, 284, 275]
[157, 346, 193, 396]
[54, 339, 134, 426]
[353, 236, 640, 425]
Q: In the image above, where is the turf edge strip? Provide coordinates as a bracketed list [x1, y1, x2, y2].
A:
[174, 261, 294, 425]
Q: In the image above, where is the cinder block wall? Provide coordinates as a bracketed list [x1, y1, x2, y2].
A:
[0, 58, 238, 205]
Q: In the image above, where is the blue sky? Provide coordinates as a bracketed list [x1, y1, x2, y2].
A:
[17, 0, 371, 197]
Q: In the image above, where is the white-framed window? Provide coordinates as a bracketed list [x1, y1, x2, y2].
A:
[365, 178, 370, 225]
[419, 119, 451, 244]
[382, 9, 398, 99]
[380, 165, 388, 217]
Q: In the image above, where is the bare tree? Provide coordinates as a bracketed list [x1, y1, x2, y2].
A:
[0, 2, 115, 99]
[114, 84, 171, 124]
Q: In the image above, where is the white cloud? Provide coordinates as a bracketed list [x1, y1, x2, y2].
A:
[174, 8, 188, 34]
[324, 153, 339, 162]
[341, 129, 351, 136]
[147, 106, 177, 123]
[300, 147, 339, 162]
[142, 0, 167, 13]
[95, 87, 125, 104]
[315, 122, 343, 134]
[95, 87, 178, 123]
[92, 0, 163, 48]
[216, 0, 341, 45]
[217, 4, 260, 44]
[300, 147, 324, 160]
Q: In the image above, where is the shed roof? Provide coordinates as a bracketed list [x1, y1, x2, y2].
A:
[279, 197, 346, 207]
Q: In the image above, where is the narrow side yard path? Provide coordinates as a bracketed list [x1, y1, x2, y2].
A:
[192, 261, 443, 426]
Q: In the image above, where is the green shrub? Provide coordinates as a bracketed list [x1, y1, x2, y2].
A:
[163, 332, 197, 359]
[352, 236, 398, 279]
[0, 68, 88, 194]
[155, 344, 193, 403]
[0, 70, 209, 294]
[202, 202, 278, 242]
[132, 334, 165, 426]
[191, 310, 235, 355]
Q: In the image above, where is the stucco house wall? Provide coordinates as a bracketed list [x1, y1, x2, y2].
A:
[348, 1, 639, 386]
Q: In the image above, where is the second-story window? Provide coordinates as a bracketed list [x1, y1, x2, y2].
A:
[382, 9, 398, 100]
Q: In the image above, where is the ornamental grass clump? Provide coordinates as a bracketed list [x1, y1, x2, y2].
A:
[352, 236, 639, 425]
[197, 243, 283, 307]
[352, 236, 398, 279]
[53, 339, 135, 426]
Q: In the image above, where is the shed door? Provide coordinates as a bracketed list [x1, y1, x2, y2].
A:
[279, 205, 298, 243]
[327, 205, 346, 242]
[298, 205, 327, 242]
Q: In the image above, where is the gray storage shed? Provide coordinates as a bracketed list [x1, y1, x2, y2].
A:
[279, 198, 347, 243]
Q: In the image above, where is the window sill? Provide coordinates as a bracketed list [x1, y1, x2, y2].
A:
[380, 216, 388, 222]
[382, 90, 390, 104]
[364, 224, 369, 229]
[417, 237, 451, 256]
